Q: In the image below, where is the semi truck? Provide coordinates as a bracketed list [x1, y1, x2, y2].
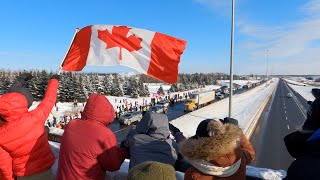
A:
[184, 91, 215, 112]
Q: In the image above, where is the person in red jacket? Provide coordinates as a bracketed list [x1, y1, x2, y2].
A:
[0, 73, 60, 180]
[57, 94, 128, 180]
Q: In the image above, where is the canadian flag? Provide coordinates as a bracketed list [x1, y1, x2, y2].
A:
[61, 25, 187, 84]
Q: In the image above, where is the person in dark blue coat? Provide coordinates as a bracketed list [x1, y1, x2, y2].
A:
[283, 88, 320, 180]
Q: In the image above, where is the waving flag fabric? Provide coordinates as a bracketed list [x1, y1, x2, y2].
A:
[61, 25, 187, 84]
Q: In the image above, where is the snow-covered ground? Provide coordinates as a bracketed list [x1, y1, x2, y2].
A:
[287, 84, 316, 101]
[284, 78, 307, 86]
[171, 79, 278, 137]
[283, 78, 318, 101]
[285, 77, 320, 86]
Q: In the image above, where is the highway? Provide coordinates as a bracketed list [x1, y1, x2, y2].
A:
[111, 86, 250, 143]
[251, 79, 308, 170]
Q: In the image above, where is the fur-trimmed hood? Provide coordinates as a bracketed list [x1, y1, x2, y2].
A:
[181, 122, 242, 161]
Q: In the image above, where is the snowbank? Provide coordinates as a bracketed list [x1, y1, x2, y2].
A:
[171, 79, 278, 137]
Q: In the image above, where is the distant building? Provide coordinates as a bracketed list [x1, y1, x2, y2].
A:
[143, 83, 171, 94]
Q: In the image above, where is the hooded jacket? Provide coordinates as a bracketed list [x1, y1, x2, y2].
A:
[181, 122, 255, 180]
[0, 79, 59, 177]
[123, 112, 178, 169]
[57, 94, 127, 180]
[284, 129, 320, 180]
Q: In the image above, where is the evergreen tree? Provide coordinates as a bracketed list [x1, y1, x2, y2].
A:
[111, 74, 124, 96]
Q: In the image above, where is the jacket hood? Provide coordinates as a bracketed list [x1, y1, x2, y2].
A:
[81, 94, 115, 126]
[0, 92, 28, 122]
[181, 123, 242, 161]
[135, 112, 170, 139]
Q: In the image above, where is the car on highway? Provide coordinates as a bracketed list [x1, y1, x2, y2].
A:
[287, 93, 293, 98]
[119, 111, 142, 125]
[149, 102, 169, 114]
[216, 93, 225, 100]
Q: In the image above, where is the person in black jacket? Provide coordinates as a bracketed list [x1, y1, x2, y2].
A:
[283, 88, 320, 180]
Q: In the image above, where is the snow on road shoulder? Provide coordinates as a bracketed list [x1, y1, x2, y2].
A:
[171, 79, 278, 137]
[287, 84, 316, 101]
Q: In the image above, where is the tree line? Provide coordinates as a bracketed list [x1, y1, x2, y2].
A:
[0, 70, 237, 102]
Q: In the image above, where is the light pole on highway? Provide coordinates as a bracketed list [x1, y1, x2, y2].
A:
[228, 0, 235, 118]
[266, 49, 269, 86]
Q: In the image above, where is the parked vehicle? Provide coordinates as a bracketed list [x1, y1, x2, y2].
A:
[119, 111, 142, 125]
[184, 91, 215, 112]
[287, 93, 293, 98]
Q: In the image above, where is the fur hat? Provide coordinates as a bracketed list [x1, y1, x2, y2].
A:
[182, 120, 242, 161]
[127, 161, 176, 180]
[192, 119, 225, 139]
[8, 85, 33, 108]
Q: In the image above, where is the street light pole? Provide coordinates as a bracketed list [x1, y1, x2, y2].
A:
[228, 0, 235, 118]
[266, 49, 269, 86]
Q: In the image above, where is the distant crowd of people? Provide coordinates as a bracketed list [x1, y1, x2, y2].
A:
[0, 73, 319, 180]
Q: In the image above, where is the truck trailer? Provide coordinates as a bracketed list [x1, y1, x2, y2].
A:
[184, 91, 215, 112]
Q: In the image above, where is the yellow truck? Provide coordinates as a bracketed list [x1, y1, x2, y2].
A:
[184, 91, 215, 112]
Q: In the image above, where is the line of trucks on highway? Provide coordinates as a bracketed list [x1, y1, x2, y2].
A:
[183, 85, 231, 112]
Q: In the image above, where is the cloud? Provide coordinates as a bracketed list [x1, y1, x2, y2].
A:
[301, 0, 320, 17]
[237, 0, 320, 75]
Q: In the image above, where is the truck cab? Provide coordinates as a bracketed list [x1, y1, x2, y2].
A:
[184, 99, 197, 112]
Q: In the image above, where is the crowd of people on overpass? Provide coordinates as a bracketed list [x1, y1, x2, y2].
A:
[0, 73, 319, 180]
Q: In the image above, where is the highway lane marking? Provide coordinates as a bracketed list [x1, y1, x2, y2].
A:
[283, 82, 307, 119]
[286, 117, 288, 120]
[287, 124, 290, 129]
[284, 110, 286, 114]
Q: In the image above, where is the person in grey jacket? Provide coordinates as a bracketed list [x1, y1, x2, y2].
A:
[122, 111, 179, 169]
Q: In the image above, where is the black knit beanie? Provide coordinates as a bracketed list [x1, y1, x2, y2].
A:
[191, 119, 214, 139]
[8, 85, 34, 108]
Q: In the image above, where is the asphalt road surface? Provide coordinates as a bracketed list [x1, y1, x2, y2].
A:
[251, 79, 308, 170]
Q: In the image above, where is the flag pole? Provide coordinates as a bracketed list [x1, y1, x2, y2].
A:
[228, 0, 235, 118]
[57, 28, 80, 75]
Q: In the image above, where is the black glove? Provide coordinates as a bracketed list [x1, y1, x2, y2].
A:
[11, 73, 33, 88]
[169, 123, 181, 135]
[19, 73, 33, 81]
[220, 117, 239, 126]
[51, 74, 60, 81]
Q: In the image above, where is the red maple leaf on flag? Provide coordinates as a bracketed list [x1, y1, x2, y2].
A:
[98, 26, 143, 60]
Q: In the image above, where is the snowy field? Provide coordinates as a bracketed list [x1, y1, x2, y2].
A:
[288, 84, 316, 101]
[171, 79, 278, 137]
[48, 78, 287, 180]
[285, 77, 320, 86]
[284, 78, 318, 101]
